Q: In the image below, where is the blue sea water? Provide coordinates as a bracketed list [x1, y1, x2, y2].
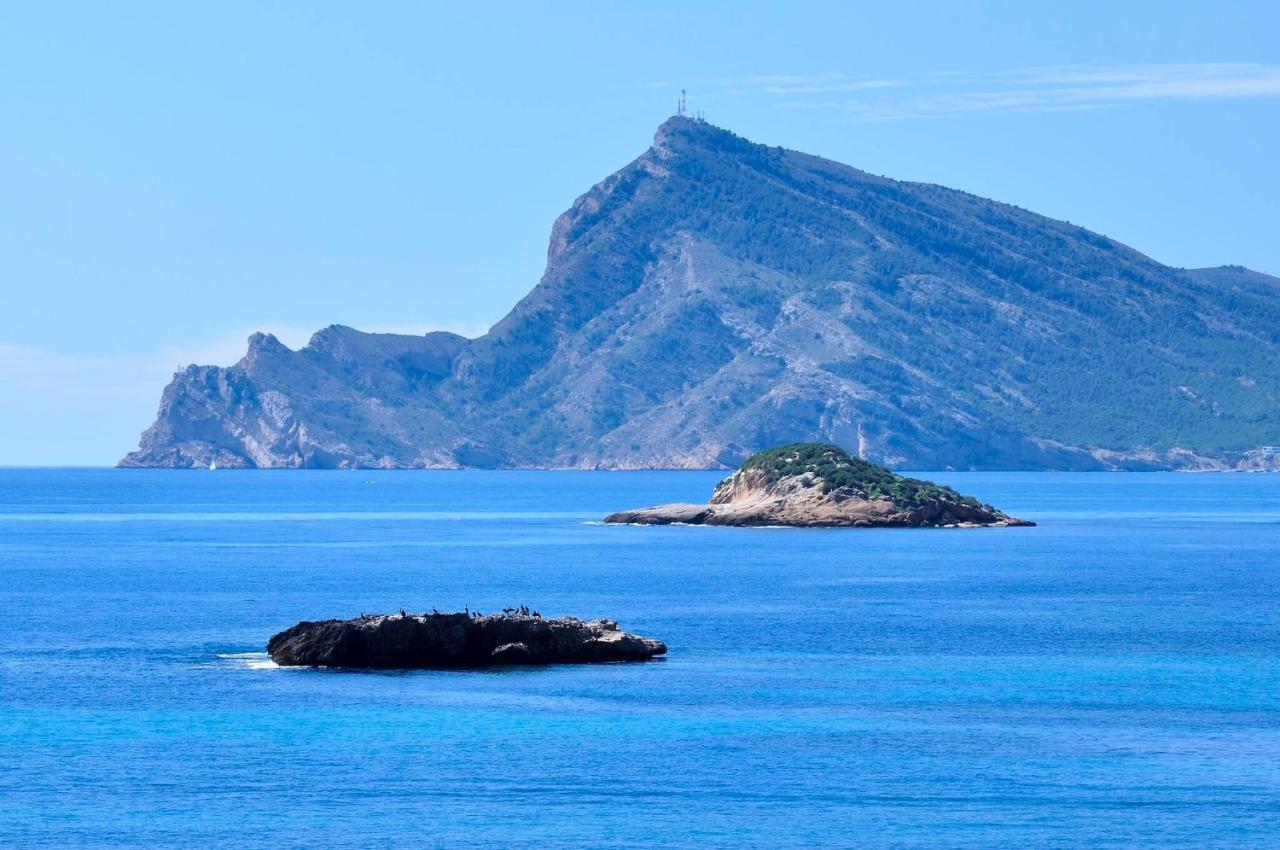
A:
[0, 469, 1277, 848]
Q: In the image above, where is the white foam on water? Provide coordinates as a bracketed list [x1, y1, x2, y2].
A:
[217, 652, 281, 670]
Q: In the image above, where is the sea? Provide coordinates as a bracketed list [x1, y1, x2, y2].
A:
[0, 468, 1277, 848]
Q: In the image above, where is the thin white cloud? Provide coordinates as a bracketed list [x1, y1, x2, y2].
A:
[1016, 62, 1279, 87]
[760, 80, 904, 95]
[650, 73, 905, 102]
[742, 73, 848, 85]
[740, 73, 905, 93]
[676, 63, 1280, 122]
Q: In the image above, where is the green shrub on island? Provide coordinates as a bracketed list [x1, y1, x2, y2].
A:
[738, 443, 984, 509]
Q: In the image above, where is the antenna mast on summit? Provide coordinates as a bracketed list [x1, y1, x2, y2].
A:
[678, 89, 686, 117]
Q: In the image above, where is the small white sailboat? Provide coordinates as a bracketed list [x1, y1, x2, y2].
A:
[208, 460, 217, 471]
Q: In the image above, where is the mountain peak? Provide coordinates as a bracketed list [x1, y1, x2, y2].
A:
[651, 115, 750, 158]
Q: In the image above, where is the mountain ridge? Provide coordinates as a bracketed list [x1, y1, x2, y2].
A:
[122, 117, 1280, 470]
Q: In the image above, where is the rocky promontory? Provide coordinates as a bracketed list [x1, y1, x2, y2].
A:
[266, 610, 667, 669]
[605, 443, 1034, 528]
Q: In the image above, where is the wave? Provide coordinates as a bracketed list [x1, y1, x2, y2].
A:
[216, 652, 280, 670]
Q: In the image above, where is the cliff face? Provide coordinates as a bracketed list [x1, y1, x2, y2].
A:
[122, 117, 1280, 470]
[125, 328, 471, 468]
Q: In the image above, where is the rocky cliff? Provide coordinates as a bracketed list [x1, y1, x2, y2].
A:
[122, 117, 1280, 470]
[604, 443, 1032, 527]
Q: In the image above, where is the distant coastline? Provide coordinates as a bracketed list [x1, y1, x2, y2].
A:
[113, 458, 1280, 472]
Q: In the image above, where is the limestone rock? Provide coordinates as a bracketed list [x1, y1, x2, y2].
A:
[605, 443, 1033, 528]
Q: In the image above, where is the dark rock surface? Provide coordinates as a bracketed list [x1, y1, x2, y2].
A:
[605, 443, 1033, 528]
[266, 611, 667, 669]
[122, 117, 1280, 472]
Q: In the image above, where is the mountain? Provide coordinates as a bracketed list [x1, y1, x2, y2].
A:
[121, 117, 1280, 471]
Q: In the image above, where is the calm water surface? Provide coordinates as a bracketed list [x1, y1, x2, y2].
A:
[0, 469, 1277, 848]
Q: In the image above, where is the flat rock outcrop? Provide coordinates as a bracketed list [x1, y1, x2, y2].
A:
[605, 443, 1033, 528]
[266, 610, 667, 669]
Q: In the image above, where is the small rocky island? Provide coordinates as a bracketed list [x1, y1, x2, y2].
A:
[605, 443, 1034, 528]
[266, 610, 667, 669]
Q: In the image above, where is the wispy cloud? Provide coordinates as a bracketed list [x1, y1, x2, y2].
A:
[761, 80, 905, 96]
[656, 72, 904, 100]
[665, 63, 1280, 122]
[736, 73, 906, 94]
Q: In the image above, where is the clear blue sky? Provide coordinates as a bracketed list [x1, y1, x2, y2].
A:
[3, 1, 1278, 464]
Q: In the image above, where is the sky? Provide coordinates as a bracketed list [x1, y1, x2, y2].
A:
[2, 0, 1279, 464]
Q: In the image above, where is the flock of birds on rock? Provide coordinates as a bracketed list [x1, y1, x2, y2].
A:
[463, 605, 541, 619]
[363, 606, 543, 620]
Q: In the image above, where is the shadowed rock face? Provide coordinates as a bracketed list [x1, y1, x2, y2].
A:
[605, 443, 1033, 528]
[266, 611, 667, 669]
[123, 117, 1280, 472]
